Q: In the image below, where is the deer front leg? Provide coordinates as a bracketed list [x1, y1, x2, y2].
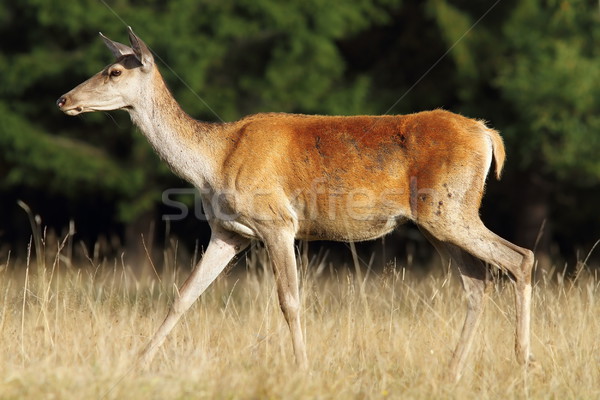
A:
[139, 227, 250, 367]
[263, 230, 308, 369]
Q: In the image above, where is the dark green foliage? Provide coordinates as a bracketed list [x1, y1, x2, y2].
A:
[497, 0, 600, 182]
[0, 103, 140, 197]
[0, 0, 598, 256]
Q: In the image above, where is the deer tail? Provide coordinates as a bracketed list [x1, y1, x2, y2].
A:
[479, 122, 506, 180]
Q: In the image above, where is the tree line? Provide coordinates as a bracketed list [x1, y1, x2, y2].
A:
[0, 0, 598, 268]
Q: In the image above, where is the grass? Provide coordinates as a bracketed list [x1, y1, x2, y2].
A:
[0, 236, 599, 400]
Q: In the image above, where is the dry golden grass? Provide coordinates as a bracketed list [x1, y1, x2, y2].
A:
[0, 241, 599, 400]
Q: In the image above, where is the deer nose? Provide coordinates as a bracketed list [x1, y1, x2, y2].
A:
[56, 97, 67, 108]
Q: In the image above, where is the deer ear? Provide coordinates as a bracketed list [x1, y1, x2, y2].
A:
[127, 27, 154, 71]
[99, 32, 134, 58]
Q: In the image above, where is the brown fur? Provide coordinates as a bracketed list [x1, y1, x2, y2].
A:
[57, 29, 535, 381]
[211, 110, 501, 243]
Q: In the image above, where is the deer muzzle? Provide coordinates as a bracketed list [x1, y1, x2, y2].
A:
[56, 95, 84, 115]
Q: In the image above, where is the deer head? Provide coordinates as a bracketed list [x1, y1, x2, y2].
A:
[57, 27, 155, 115]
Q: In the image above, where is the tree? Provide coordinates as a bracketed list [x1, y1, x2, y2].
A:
[497, 0, 600, 264]
[425, 0, 600, 265]
[0, 0, 402, 255]
[1, 0, 598, 266]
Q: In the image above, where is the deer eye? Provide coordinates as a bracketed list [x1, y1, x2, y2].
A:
[110, 69, 122, 77]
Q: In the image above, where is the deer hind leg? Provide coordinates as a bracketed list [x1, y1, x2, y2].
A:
[424, 217, 535, 369]
[446, 247, 492, 381]
[420, 229, 491, 381]
[497, 235, 535, 364]
[139, 226, 250, 367]
[262, 229, 308, 369]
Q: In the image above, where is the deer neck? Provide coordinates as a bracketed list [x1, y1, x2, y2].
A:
[128, 68, 220, 188]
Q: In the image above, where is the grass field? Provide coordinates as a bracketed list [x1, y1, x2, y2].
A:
[0, 239, 598, 400]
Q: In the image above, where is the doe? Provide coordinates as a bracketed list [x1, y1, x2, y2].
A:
[57, 28, 535, 381]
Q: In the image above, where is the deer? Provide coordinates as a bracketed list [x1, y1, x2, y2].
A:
[57, 27, 535, 381]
